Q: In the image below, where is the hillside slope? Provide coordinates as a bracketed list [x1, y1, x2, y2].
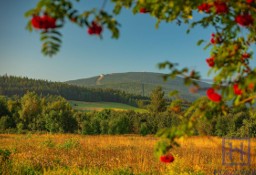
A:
[0, 75, 148, 106]
[66, 72, 211, 101]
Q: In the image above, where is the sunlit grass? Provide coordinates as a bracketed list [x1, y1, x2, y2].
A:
[69, 100, 146, 112]
[0, 134, 255, 175]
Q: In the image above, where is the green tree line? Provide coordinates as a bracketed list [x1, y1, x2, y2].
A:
[0, 91, 255, 137]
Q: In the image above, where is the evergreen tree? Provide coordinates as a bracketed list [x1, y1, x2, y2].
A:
[148, 87, 166, 113]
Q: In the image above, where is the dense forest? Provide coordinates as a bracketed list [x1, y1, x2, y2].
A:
[0, 92, 255, 137]
[0, 75, 149, 107]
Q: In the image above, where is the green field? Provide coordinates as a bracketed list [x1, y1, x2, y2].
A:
[69, 100, 146, 112]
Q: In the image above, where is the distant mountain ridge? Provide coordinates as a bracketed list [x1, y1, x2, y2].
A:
[0, 75, 149, 106]
[66, 72, 211, 101]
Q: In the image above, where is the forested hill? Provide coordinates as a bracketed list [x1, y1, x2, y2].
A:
[66, 72, 211, 101]
[0, 75, 148, 106]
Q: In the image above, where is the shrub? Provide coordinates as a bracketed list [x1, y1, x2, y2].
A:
[108, 116, 131, 134]
[140, 123, 150, 136]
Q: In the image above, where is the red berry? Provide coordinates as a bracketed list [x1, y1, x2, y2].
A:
[214, 1, 229, 14]
[88, 21, 103, 35]
[207, 88, 215, 95]
[210, 33, 222, 44]
[87, 27, 95, 35]
[95, 26, 102, 35]
[210, 93, 222, 102]
[242, 53, 251, 59]
[206, 57, 215, 67]
[160, 154, 174, 163]
[211, 38, 216, 44]
[247, 0, 254, 4]
[31, 16, 43, 29]
[235, 14, 254, 26]
[207, 88, 222, 102]
[42, 15, 56, 29]
[140, 8, 148, 13]
[233, 84, 243, 95]
[198, 3, 212, 13]
[31, 15, 56, 30]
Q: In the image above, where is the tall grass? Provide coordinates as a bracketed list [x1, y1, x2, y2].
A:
[0, 134, 255, 175]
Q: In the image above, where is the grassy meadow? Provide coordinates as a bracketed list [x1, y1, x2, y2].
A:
[69, 100, 146, 112]
[0, 134, 255, 175]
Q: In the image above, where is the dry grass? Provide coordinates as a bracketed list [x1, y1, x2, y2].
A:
[0, 134, 255, 175]
[169, 136, 256, 174]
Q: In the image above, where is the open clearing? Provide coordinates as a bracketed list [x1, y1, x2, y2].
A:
[0, 134, 255, 175]
[69, 100, 146, 112]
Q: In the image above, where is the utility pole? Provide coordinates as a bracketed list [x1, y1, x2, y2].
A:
[142, 83, 144, 97]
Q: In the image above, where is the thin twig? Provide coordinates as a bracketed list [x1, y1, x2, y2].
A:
[235, 95, 256, 106]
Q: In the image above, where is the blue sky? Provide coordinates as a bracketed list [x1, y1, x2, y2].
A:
[0, 1, 221, 82]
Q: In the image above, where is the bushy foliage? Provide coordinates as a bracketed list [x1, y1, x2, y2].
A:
[0, 92, 255, 138]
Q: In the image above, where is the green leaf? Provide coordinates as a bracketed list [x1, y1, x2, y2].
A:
[40, 35, 49, 41]
[50, 36, 62, 43]
[40, 30, 62, 57]
[25, 21, 33, 32]
[24, 9, 36, 18]
[50, 30, 62, 37]
[113, 5, 122, 15]
[197, 39, 204, 46]
[155, 20, 161, 29]
[203, 43, 211, 50]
